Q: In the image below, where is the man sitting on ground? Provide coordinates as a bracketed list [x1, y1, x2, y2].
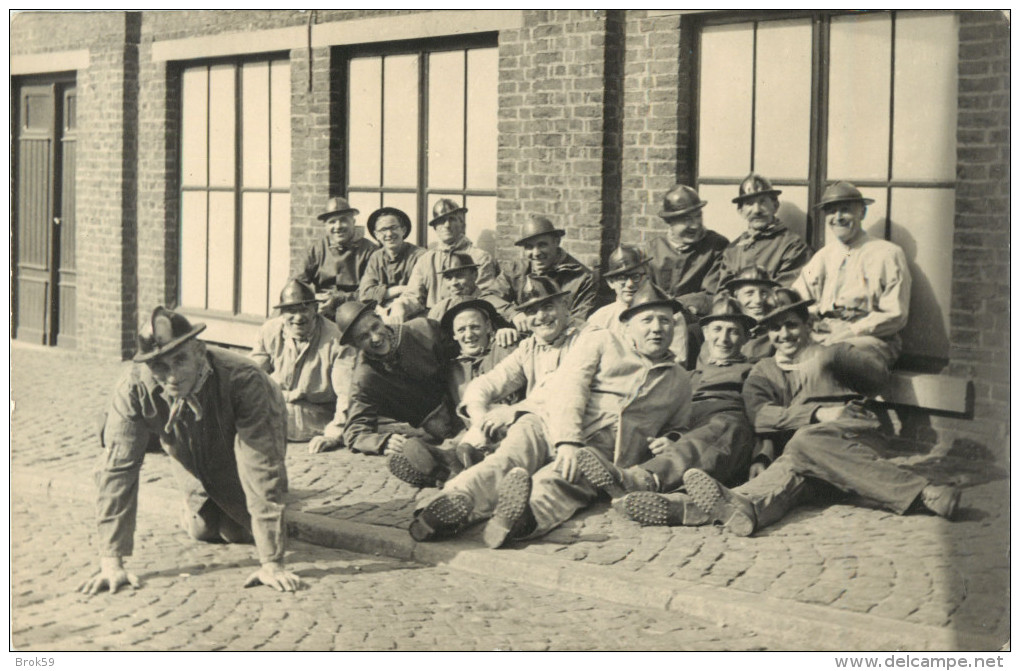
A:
[577, 295, 757, 526]
[427, 253, 513, 335]
[251, 279, 351, 447]
[644, 289, 960, 536]
[408, 283, 692, 549]
[588, 244, 697, 368]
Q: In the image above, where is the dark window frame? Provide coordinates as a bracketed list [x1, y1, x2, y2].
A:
[335, 33, 499, 248]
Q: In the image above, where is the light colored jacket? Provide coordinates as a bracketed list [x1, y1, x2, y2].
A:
[460, 318, 587, 422]
[526, 328, 693, 468]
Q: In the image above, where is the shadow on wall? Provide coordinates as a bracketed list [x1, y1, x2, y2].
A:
[867, 219, 950, 364]
[777, 201, 808, 244]
[475, 228, 497, 259]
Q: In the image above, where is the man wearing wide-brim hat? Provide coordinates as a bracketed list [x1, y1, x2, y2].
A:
[714, 264, 780, 363]
[251, 279, 355, 449]
[401, 198, 499, 313]
[489, 215, 599, 327]
[408, 277, 693, 548]
[329, 299, 466, 489]
[791, 180, 911, 368]
[80, 306, 301, 596]
[426, 252, 514, 331]
[714, 172, 812, 295]
[358, 206, 427, 324]
[296, 195, 379, 320]
[646, 184, 730, 317]
[588, 244, 696, 367]
[654, 287, 959, 537]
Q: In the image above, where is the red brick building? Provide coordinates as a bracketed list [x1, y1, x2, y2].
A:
[11, 10, 1009, 453]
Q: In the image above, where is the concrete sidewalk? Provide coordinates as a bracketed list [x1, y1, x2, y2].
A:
[11, 342, 1010, 651]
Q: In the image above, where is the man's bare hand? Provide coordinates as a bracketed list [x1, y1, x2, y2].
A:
[554, 443, 583, 483]
[814, 405, 844, 423]
[647, 436, 676, 455]
[495, 327, 520, 349]
[748, 462, 767, 480]
[78, 557, 140, 596]
[308, 435, 342, 454]
[243, 562, 302, 592]
[511, 313, 530, 333]
[479, 406, 516, 441]
[384, 433, 408, 455]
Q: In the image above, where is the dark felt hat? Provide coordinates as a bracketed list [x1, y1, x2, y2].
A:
[757, 288, 815, 328]
[334, 300, 378, 346]
[439, 252, 480, 277]
[516, 274, 570, 312]
[698, 295, 757, 330]
[604, 244, 650, 279]
[618, 283, 682, 322]
[317, 196, 360, 222]
[440, 297, 506, 335]
[133, 306, 207, 363]
[367, 207, 412, 241]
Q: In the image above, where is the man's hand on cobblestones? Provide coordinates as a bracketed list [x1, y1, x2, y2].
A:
[242, 562, 303, 592]
[78, 557, 140, 596]
[308, 435, 342, 454]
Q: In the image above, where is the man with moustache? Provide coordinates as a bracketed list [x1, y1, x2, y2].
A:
[408, 282, 692, 547]
[251, 280, 351, 446]
[297, 196, 378, 320]
[358, 207, 426, 324]
[403, 199, 499, 312]
[792, 181, 911, 369]
[492, 215, 599, 327]
[646, 184, 729, 317]
[649, 289, 959, 535]
[715, 173, 812, 291]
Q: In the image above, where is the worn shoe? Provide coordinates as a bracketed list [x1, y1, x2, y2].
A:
[388, 452, 435, 489]
[920, 484, 961, 520]
[682, 468, 757, 537]
[408, 491, 474, 542]
[482, 467, 535, 549]
[575, 447, 656, 498]
[388, 438, 462, 488]
[621, 491, 709, 527]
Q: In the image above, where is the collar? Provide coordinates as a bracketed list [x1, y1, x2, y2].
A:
[774, 342, 820, 370]
[706, 352, 748, 367]
[283, 315, 320, 344]
[739, 220, 786, 245]
[438, 237, 470, 254]
[834, 229, 869, 253]
[667, 228, 707, 253]
[456, 342, 492, 363]
[160, 356, 213, 433]
[534, 319, 582, 350]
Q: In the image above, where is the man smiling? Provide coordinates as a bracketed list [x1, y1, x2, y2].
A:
[297, 196, 378, 320]
[792, 181, 911, 368]
[358, 207, 426, 324]
[493, 215, 598, 327]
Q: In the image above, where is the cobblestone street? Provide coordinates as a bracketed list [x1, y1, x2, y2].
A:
[12, 488, 779, 651]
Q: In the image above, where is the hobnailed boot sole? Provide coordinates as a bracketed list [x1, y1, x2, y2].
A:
[483, 468, 532, 549]
[621, 492, 670, 526]
[388, 453, 435, 489]
[682, 468, 756, 537]
[575, 448, 618, 493]
[408, 492, 473, 542]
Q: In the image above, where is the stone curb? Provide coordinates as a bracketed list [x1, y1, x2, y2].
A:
[15, 469, 1004, 652]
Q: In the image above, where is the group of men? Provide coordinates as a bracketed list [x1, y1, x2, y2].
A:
[82, 173, 956, 596]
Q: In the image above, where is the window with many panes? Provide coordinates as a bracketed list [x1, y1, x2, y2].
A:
[694, 10, 958, 363]
[343, 36, 499, 255]
[179, 56, 291, 324]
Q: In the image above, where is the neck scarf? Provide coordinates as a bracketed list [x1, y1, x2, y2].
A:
[161, 357, 213, 434]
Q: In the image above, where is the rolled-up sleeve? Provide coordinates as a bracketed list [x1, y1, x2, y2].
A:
[230, 368, 289, 564]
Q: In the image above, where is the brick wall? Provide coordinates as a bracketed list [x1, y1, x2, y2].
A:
[619, 11, 692, 248]
[495, 10, 621, 271]
[12, 11, 139, 357]
[932, 11, 1010, 457]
